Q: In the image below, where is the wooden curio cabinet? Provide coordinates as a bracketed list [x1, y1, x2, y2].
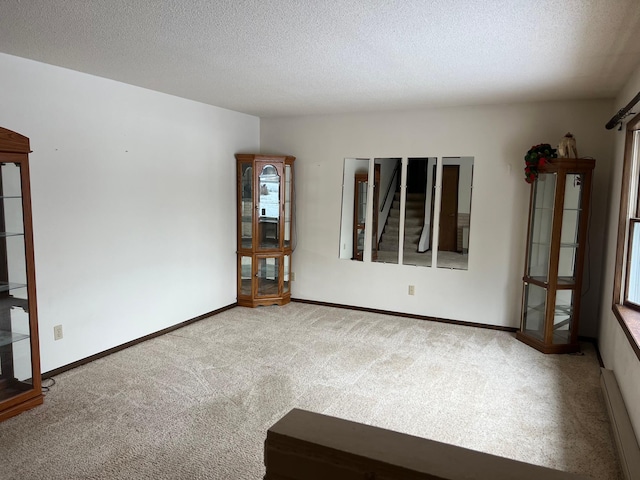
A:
[236, 154, 295, 307]
[517, 158, 595, 354]
[0, 128, 42, 421]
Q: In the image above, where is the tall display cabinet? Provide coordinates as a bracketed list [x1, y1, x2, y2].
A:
[236, 154, 295, 307]
[517, 158, 595, 354]
[0, 127, 42, 421]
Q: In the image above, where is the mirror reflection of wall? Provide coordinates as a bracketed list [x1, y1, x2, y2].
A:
[436, 157, 474, 270]
[339, 156, 474, 270]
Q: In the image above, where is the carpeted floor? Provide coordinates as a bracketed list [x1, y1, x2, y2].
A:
[0, 303, 623, 479]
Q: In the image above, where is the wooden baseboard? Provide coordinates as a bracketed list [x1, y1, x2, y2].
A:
[291, 297, 518, 333]
[600, 368, 640, 480]
[42, 303, 237, 379]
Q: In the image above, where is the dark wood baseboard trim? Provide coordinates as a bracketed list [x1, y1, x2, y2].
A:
[42, 302, 238, 379]
[291, 298, 518, 333]
[578, 336, 604, 367]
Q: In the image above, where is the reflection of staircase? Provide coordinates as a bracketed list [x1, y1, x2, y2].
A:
[378, 193, 425, 252]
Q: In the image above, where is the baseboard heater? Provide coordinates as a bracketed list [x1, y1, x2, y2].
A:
[600, 368, 640, 480]
[265, 408, 590, 479]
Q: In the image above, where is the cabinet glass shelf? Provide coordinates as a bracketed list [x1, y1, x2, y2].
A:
[526, 276, 576, 286]
[0, 282, 27, 293]
[531, 242, 579, 248]
[0, 330, 29, 347]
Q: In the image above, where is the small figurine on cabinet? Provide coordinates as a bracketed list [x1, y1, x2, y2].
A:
[557, 133, 578, 158]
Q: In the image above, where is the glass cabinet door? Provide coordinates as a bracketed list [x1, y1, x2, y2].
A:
[522, 282, 546, 342]
[258, 164, 281, 250]
[527, 172, 556, 282]
[240, 163, 253, 249]
[257, 257, 279, 297]
[558, 173, 583, 284]
[239, 256, 252, 297]
[553, 290, 574, 344]
[283, 255, 290, 294]
[284, 164, 292, 249]
[0, 161, 34, 403]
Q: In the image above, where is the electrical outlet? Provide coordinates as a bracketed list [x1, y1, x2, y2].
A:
[408, 285, 415, 295]
[53, 325, 63, 341]
[291, 272, 296, 281]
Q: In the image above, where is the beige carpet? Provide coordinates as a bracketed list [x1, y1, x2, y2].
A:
[0, 303, 622, 479]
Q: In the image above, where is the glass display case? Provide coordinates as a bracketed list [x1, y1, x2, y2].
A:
[0, 127, 42, 421]
[236, 154, 295, 307]
[517, 158, 595, 353]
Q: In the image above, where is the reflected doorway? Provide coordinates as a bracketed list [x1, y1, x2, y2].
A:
[438, 165, 459, 252]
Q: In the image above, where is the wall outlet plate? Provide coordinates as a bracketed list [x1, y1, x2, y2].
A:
[408, 285, 415, 295]
[53, 325, 63, 341]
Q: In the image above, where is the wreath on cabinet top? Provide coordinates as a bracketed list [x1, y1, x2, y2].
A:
[524, 143, 557, 183]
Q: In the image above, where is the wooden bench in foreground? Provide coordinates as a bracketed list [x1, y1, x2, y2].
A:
[264, 409, 590, 480]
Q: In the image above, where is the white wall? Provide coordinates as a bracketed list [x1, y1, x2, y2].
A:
[598, 61, 640, 437]
[0, 53, 259, 373]
[261, 100, 613, 331]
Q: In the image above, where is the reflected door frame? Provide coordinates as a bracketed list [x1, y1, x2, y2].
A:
[430, 164, 459, 253]
[440, 165, 459, 252]
[353, 172, 367, 261]
[353, 166, 380, 261]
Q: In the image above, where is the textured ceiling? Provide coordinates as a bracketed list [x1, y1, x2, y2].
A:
[1, 0, 640, 117]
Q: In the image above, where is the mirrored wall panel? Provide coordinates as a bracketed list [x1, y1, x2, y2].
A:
[375, 158, 401, 264]
[436, 157, 474, 270]
[339, 158, 370, 260]
[339, 156, 474, 270]
[402, 158, 435, 267]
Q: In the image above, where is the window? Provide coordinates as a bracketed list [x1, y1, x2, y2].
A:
[613, 113, 640, 360]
